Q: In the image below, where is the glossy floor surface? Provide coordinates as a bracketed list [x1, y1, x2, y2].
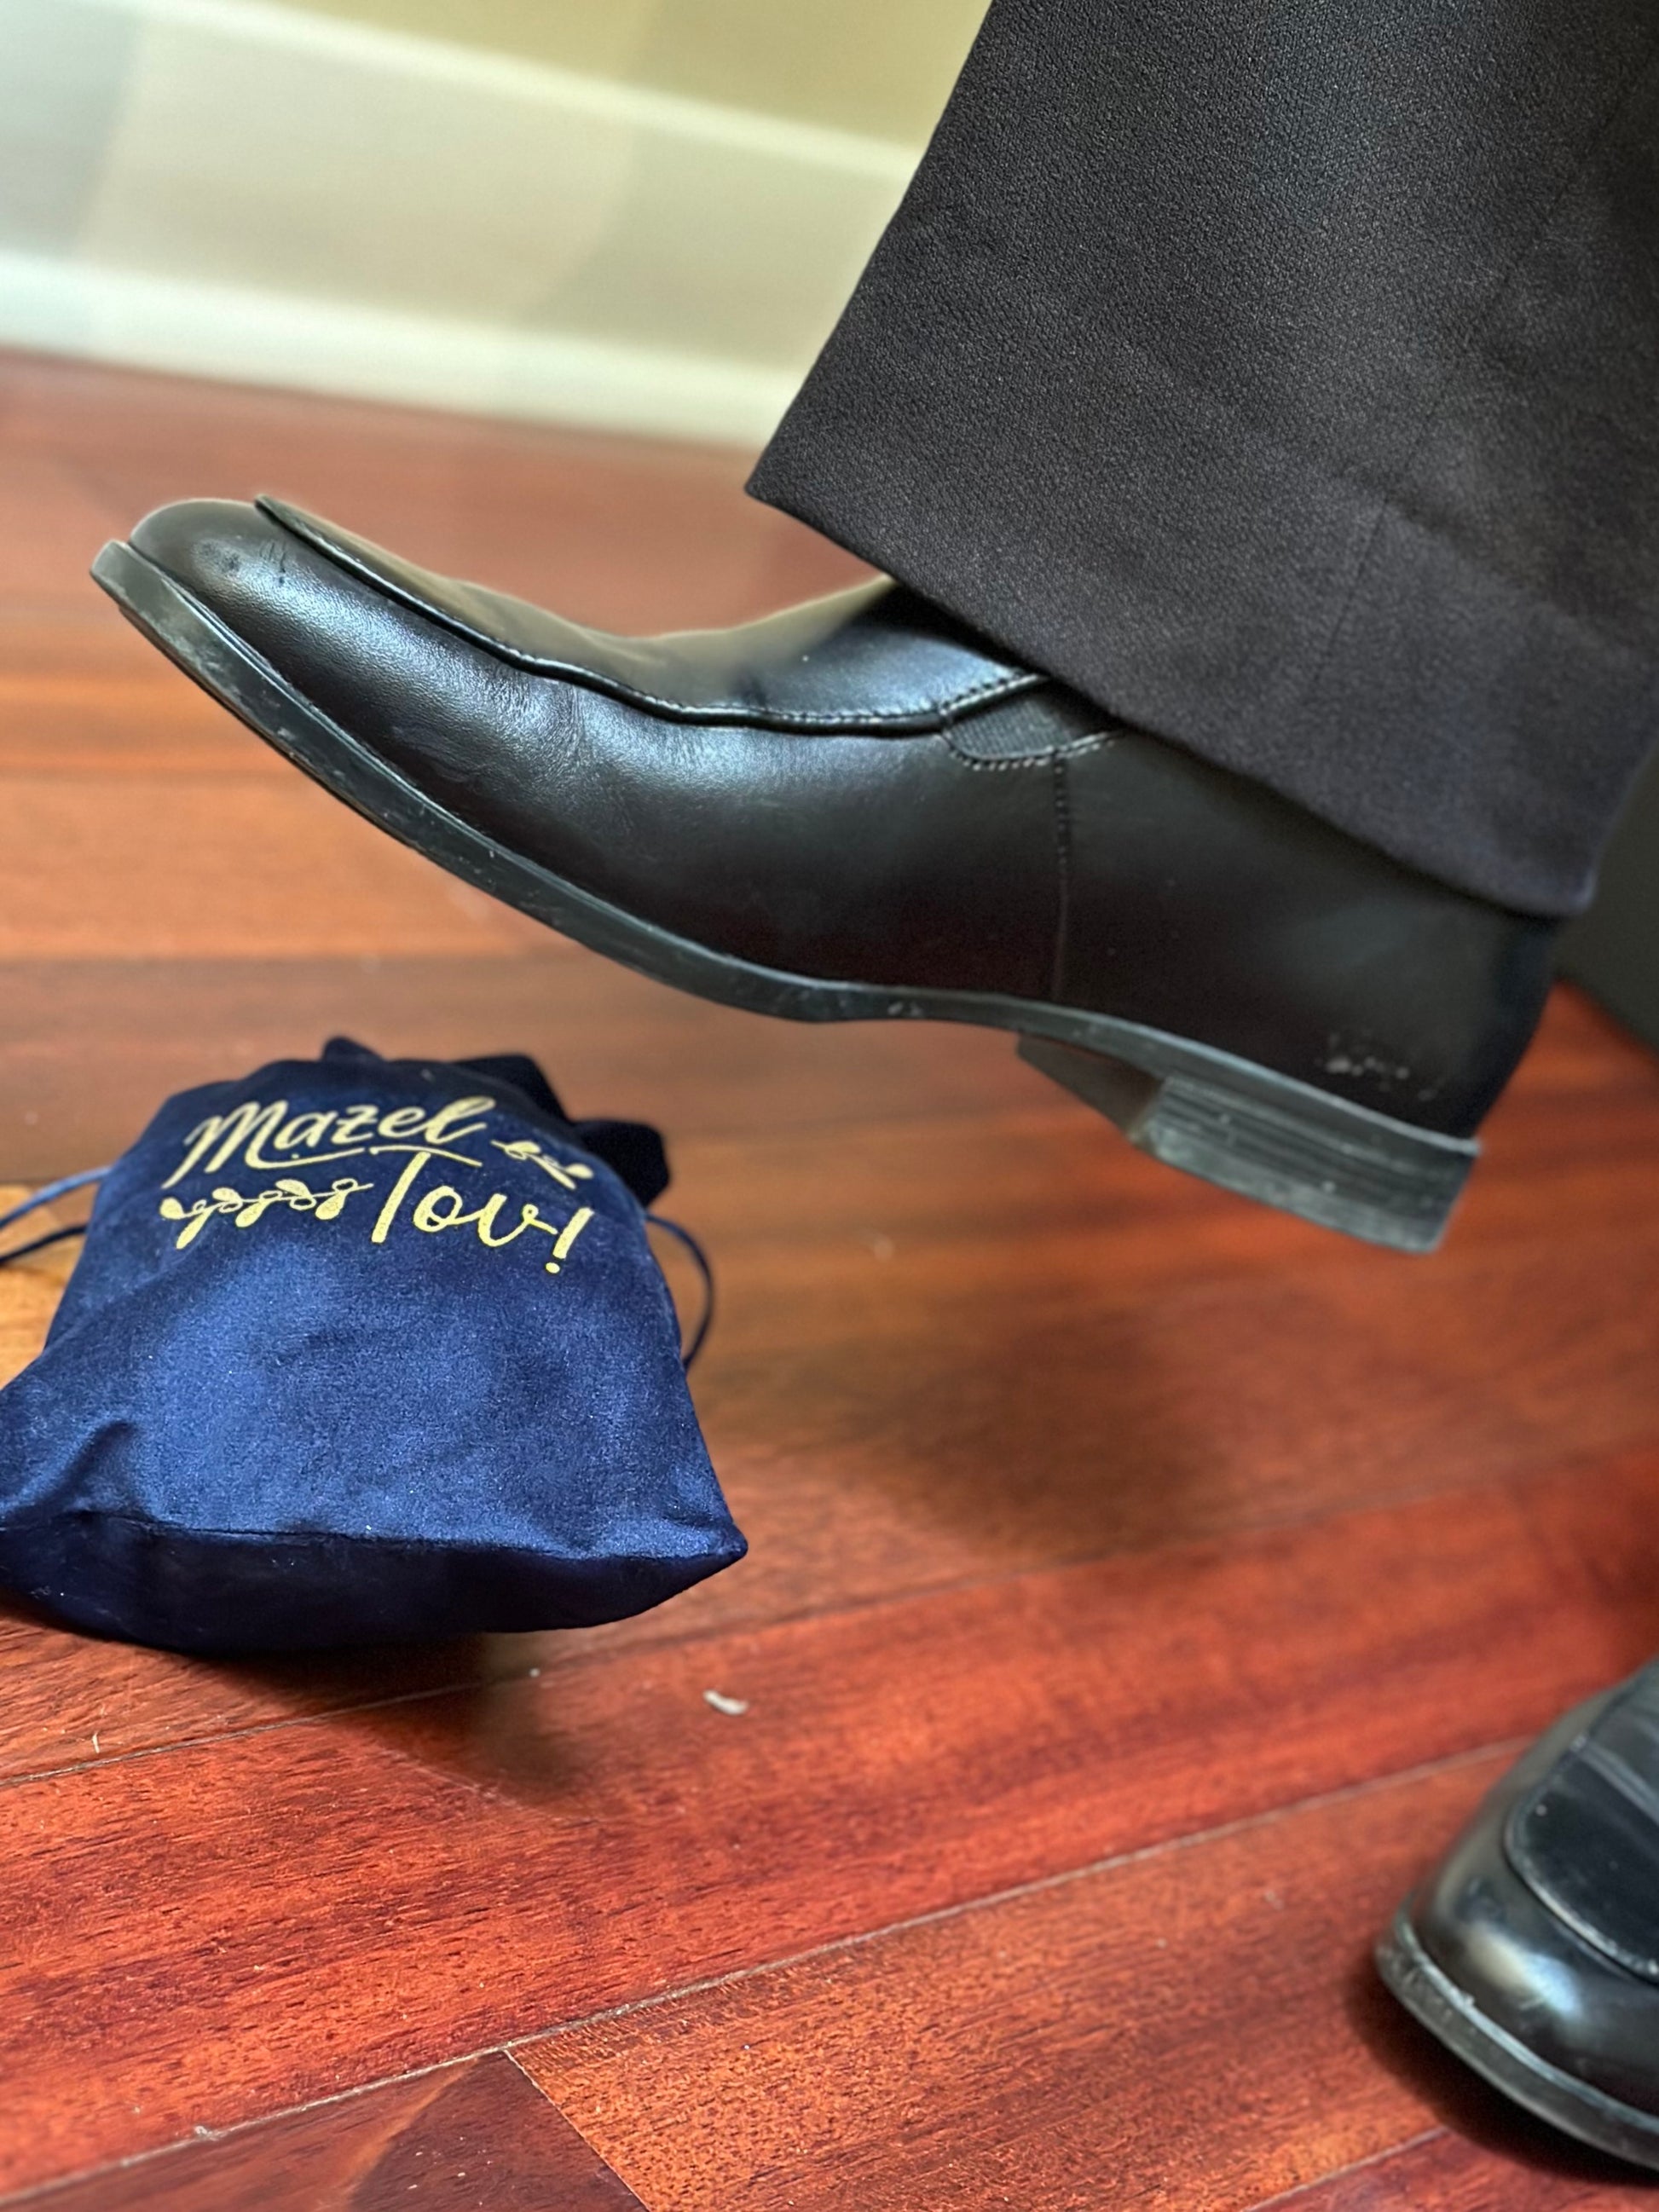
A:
[1, 352, 1657, 2208]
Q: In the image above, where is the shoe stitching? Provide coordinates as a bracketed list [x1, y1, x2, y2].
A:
[261, 501, 1045, 729]
[943, 731, 1115, 771]
[530, 667, 1046, 726]
[708, 672, 1043, 727]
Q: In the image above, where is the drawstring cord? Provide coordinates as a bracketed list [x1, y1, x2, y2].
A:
[0, 1174, 716, 1369]
[647, 1213, 715, 1369]
[0, 1169, 110, 1268]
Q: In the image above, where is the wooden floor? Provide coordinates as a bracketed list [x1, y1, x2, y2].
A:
[1, 350, 1657, 2209]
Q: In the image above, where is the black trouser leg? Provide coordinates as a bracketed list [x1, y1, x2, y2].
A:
[749, 0, 1659, 916]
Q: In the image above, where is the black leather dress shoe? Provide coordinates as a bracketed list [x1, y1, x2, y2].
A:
[1379, 1662, 1659, 2169]
[93, 500, 1557, 1251]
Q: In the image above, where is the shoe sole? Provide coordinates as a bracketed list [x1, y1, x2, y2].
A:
[1378, 1907, 1659, 2172]
[93, 537, 1477, 1253]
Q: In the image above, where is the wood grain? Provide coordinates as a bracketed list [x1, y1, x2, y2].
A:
[0, 978, 1655, 1663]
[0, 672, 286, 776]
[0, 1465, 1654, 2189]
[520, 1759, 1506, 2212]
[26, 2053, 642, 2211]
[0, 777, 551, 960]
[1277, 2128, 1659, 2210]
[0, 950, 1043, 1181]
[0, 353, 1654, 2207]
[0, 1186, 1650, 1808]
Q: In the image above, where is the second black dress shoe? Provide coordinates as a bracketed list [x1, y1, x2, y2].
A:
[1379, 1660, 1659, 2170]
[93, 499, 1557, 1251]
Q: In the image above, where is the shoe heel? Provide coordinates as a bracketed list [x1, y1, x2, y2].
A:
[1016, 1035, 1477, 1251]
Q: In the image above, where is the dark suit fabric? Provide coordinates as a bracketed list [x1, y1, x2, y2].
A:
[749, 0, 1659, 916]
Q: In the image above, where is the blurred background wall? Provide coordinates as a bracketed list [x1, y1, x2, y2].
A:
[0, 0, 986, 442]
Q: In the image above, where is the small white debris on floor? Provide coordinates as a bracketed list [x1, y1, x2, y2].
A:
[702, 1689, 749, 1717]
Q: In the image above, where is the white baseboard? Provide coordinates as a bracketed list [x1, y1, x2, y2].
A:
[0, 0, 921, 442]
[0, 249, 806, 445]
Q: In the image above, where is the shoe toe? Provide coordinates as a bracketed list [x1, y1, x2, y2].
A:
[127, 495, 350, 684]
[1381, 1678, 1659, 2165]
[124, 495, 436, 731]
[130, 496, 291, 604]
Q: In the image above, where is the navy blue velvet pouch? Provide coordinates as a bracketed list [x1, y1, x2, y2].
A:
[0, 1039, 743, 1652]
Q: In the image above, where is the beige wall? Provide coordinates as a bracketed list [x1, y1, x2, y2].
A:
[280, 0, 986, 144]
[0, 0, 986, 440]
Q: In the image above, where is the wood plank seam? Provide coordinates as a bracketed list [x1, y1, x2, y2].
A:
[0, 1447, 1614, 1796]
[7, 361, 1657, 2206]
[500, 2047, 621, 2161]
[1245, 2127, 1448, 2212]
[0, 1678, 512, 1800]
[502, 1736, 1523, 2047]
[0, 2048, 609, 2209]
[0, 1743, 1519, 2208]
[0, 2054, 479, 2209]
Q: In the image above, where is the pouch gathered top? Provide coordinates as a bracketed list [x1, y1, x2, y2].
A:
[0, 1038, 744, 1653]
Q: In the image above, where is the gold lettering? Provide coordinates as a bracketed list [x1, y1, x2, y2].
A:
[165, 1100, 286, 1187]
[472, 1194, 539, 1248]
[160, 1175, 373, 1248]
[233, 1187, 293, 1228]
[155, 1109, 592, 1281]
[169, 1092, 502, 1188]
[412, 1184, 554, 1254]
[368, 1141, 483, 1169]
[377, 1106, 428, 1139]
[242, 1102, 369, 1173]
[234, 1175, 338, 1227]
[329, 1105, 380, 1146]
[546, 1205, 594, 1273]
[159, 1188, 243, 1246]
[315, 1177, 371, 1221]
[491, 1137, 590, 1191]
[273, 1111, 335, 1152]
[372, 1150, 431, 1245]
[421, 1095, 495, 1148]
[411, 1184, 467, 1232]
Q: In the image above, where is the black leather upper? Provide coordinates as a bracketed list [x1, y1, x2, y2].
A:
[261, 498, 1043, 730]
[128, 498, 1557, 1136]
[1408, 1666, 1659, 2117]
